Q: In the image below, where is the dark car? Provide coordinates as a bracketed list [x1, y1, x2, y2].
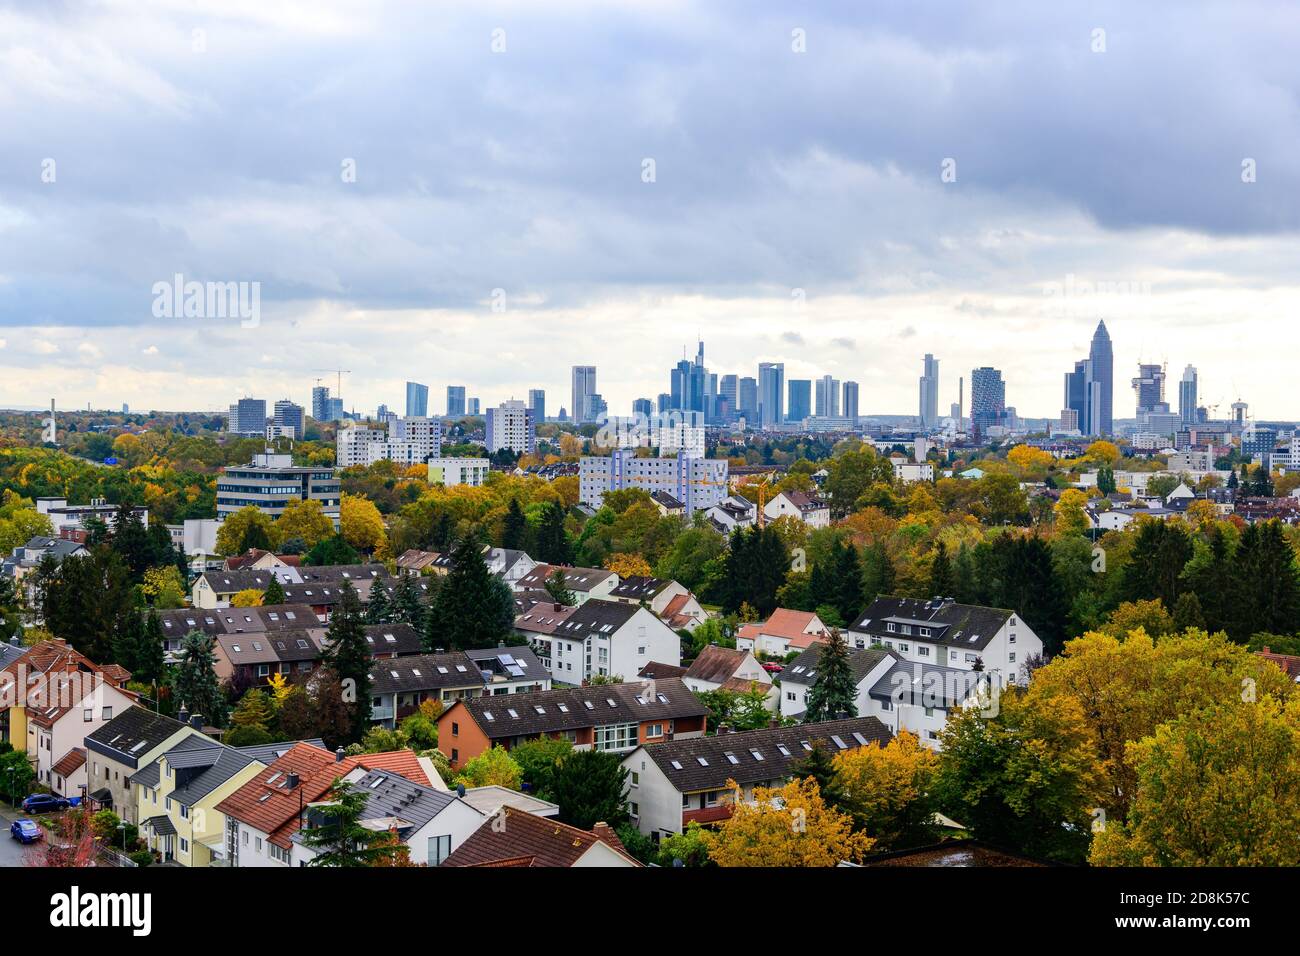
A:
[20, 793, 69, 814]
[10, 819, 42, 844]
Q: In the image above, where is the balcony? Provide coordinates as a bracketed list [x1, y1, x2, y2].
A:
[682, 805, 733, 826]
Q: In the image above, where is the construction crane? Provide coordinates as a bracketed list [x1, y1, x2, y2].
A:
[312, 368, 352, 401]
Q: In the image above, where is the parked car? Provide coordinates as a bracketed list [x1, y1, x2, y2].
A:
[20, 793, 69, 814]
[10, 819, 42, 844]
[761, 662, 784, 674]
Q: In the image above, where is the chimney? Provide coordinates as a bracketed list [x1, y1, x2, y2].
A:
[497, 639, 505, 648]
[769, 717, 780, 729]
[286, 772, 300, 790]
[7, 636, 18, 647]
[177, 704, 189, 726]
[189, 714, 203, 730]
[455, 783, 466, 797]
[335, 746, 345, 762]
[553, 603, 562, 612]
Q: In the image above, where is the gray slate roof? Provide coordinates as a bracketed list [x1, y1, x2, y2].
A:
[639, 716, 892, 792]
[869, 658, 991, 709]
[349, 768, 466, 834]
[850, 597, 1014, 652]
[461, 677, 707, 739]
[783, 643, 893, 687]
[85, 706, 189, 768]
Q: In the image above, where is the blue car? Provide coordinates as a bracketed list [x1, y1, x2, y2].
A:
[20, 793, 69, 814]
[10, 819, 41, 844]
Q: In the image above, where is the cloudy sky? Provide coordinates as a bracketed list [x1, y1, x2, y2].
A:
[1, 0, 1298, 420]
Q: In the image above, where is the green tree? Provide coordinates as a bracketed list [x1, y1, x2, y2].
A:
[301, 780, 407, 866]
[365, 580, 392, 624]
[549, 748, 630, 830]
[172, 631, 228, 727]
[543, 569, 576, 606]
[304, 533, 360, 567]
[929, 540, 953, 598]
[535, 501, 573, 565]
[509, 737, 573, 798]
[424, 535, 515, 650]
[323, 581, 372, 744]
[1121, 517, 1193, 609]
[803, 630, 858, 722]
[501, 498, 527, 551]
[453, 744, 523, 789]
[263, 576, 285, 606]
[1230, 519, 1300, 642]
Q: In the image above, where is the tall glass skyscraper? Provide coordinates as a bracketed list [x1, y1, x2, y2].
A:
[446, 386, 466, 418]
[919, 354, 939, 428]
[572, 366, 597, 424]
[787, 379, 811, 422]
[970, 367, 1006, 436]
[758, 363, 784, 428]
[405, 382, 428, 417]
[1089, 320, 1114, 435]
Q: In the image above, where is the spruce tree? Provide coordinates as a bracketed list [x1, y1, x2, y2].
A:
[535, 501, 573, 565]
[930, 540, 954, 598]
[502, 498, 527, 551]
[833, 542, 864, 625]
[323, 580, 372, 744]
[136, 609, 166, 685]
[543, 569, 576, 606]
[366, 580, 392, 624]
[1231, 520, 1300, 641]
[789, 740, 850, 812]
[263, 576, 286, 606]
[172, 631, 227, 727]
[803, 629, 858, 722]
[425, 534, 516, 650]
[391, 573, 425, 630]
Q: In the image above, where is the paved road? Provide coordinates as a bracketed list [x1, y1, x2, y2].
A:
[0, 802, 49, 866]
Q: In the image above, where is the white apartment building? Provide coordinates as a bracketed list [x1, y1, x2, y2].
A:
[337, 417, 442, 468]
[428, 457, 491, 488]
[892, 461, 935, 482]
[580, 449, 728, 515]
[485, 400, 536, 455]
[652, 422, 705, 458]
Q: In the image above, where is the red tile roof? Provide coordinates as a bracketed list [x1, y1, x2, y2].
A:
[216, 743, 432, 849]
[440, 806, 641, 867]
[1257, 647, 1300, 680]
[52, 747, 86, 778]
[0, 640, 136, 726]
[736, 609, 829, 648]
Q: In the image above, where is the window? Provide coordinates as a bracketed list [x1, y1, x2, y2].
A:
[102, 706, 113, 720]
[646, 723, 663, 738]
[1009, 652, 1016, 663]
[629, 802, 639, 818]
[630, 771, 639, 787]
[451, 722, 459, 736]
[83, 709, 93, 722]
[917, 646, 930, 658]
[593, 723, 638, 752]
[428, 834, 452, 866]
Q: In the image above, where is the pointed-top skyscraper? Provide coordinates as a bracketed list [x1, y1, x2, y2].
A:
[1089, 320, 1113, 436]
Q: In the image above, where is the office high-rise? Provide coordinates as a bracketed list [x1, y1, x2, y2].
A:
[815, 375, 840, 418]
[528, 389, 546, 425]
[273, 399, 304, 434]
[1089, 320, 1114, 435]
[572, 366, 597, 424]
[406, 382, 429, 418]
[311, 385, 331, 422]
[970, 367, 1006, 436]
[446, 386, 466, 418]
[758, 363, 784, 428]
[1065, 359, 1100, 436]
[843, 381, 860, 425]
[1178, 365, 1198, 424]
[919, 354, 939, 428]
[1132, 363, 1167, 416]
[632, 397, 653, 418]
[719, 375, 739, 421]
[787, 380, 812, 422]
[229, 397, 267, 435]
[738, 377, 758, 422]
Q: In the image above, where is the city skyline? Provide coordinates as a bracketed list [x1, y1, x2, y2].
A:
[3, 3, 1298, 420]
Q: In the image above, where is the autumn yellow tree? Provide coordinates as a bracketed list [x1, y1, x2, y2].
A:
[215, 505, 277, 556]
[1084, 440, 1121, 466]
[1184, 498, 1219, 531]
[141, 566, 187, 608]
[1098, 598, 1174, 639]
[1007, 444, 1054, 473]
[340, 493, 387, 555]
[1026, 628, 1295, 820]
[274, 498, 335, 550]
[832, 731, 939, 851]
[701, 777, 874, 867]
[1053, 488, 1091, 536]
[605, 552, 653, 579]
[1091, 696, 1300, 866]
[230, 588, 264, 607]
